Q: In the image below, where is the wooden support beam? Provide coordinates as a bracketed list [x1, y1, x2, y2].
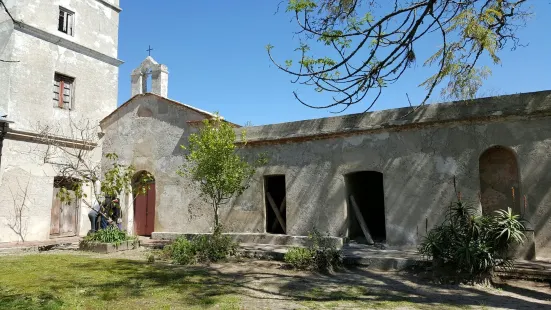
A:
[270, 198, 287, 232]
[267, 192, 286, 233]
[350, 195, 374, 245]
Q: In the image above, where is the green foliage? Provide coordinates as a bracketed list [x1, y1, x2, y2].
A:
[178, 114, 267, 227]
[419, 198, 525, 279]
[56, 181, 86, 202]
[55, 153, 152, 224]
[56, 153, 143, 205]
[83, 226, 134, 246]
[284, 228, 342, 272]
[269, 0, 531, 109]
[287, 0, 317, 13]
[164, 225, 237, 265]
[165, 237, 197, 265]
[285, 247, 314, 270]
[100, 153, 136, 199]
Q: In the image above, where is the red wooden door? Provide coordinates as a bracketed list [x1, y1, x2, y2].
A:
[134, 183, 155, 236]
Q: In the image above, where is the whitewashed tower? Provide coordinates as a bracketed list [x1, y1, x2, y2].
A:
[0, 0, 122, 242]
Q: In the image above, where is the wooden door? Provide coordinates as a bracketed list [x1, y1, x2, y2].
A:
[134, 182, 155, 236]
[50, 188, 61, 235]
[50, 188, 78, 237]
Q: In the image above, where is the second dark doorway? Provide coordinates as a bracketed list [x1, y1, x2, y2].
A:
[345, 171, 386, 243]
[265, 175, 286, 234]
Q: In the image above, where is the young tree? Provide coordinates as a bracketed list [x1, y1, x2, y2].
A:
[268, 0, 531, 111]
[32, 116, 152, 224]
[178, 114, 267, 228]
[5, 176, 31, 242]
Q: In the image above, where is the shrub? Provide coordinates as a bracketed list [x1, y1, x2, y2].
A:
[284, 229, 343, 272]
[146, 253, 155, 264]
[419, 198, 525, 280]
[83, 226, 133, 246]
[164, 225, 237, 265]
[284, 247, 314, 269]
[167, 237, 197, 265]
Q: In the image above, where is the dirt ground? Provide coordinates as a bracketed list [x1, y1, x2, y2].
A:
[4, 248, 551, 309]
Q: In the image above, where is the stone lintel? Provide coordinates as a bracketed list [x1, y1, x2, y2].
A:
[14, 22, 124, 67]
[5, 128, 98, 150]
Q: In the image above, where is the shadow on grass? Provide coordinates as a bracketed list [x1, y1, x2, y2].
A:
[67, 259, 241, 307]
[0, 288, 64, 310]
[1, 255, 550, 309]
[71, 258, 551, 309]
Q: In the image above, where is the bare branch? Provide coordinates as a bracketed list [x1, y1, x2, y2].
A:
[270, 0, 531, 112]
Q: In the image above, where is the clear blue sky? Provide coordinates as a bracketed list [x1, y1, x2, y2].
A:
[117, 1, 550, 126]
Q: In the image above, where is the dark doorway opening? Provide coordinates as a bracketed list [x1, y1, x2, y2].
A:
[265, 175, 286, 234]
[345, 171, 386, 243]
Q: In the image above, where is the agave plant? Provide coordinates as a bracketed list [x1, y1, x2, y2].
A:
[419, 200, 526, 279]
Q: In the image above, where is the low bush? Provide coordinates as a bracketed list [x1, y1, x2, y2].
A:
[284, 247, 313, 269]
[419, 198, 526, 281]
[83, 226, 133, 246]
[164, 225, 237, 265]
[284, 229, 343, 272]
[166, 237, 197, 265]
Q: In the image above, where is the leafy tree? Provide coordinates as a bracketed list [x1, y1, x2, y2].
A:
[178, 114, 267, 228]
[34, 117, 152, 223]
[268, 0, 531, 111]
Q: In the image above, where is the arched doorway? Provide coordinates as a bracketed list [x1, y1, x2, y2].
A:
[132, 171, 155, 236]
[479, 146, 521, 215]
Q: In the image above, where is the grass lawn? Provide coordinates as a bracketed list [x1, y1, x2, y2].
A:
[0, 254, 240, 310]
[0, 253, 549, 309]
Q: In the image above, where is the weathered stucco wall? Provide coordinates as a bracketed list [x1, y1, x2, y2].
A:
[101, 91, 551, 259]
[0, 140, 54, 242]
[11, 0, 120, 57]
[100, 94, 218, 234]
[0, 0, 120, 242]
[235, 91, 551, 257]
[5, 30, 118, 131]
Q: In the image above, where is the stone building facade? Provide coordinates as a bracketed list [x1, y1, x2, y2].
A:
[102, 57, 551, 260]
[0, 0, 122, 242]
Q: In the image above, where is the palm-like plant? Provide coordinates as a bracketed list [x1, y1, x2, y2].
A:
[419, 198, 525, 279]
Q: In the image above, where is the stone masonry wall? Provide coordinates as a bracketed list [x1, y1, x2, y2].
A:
[101, 91, 551, 259]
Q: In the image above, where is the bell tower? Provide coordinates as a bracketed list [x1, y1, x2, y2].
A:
[131, 56, 169, 98]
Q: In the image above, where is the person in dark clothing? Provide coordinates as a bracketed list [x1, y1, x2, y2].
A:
[111, 197, 122, 230]
[87, 201, 101, 234]
[99, 196, 112, 230]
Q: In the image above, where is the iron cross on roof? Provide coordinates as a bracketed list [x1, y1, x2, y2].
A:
[146, 45, 153, 56]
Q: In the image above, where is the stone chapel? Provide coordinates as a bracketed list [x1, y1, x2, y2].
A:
[101, 55, 551, 261]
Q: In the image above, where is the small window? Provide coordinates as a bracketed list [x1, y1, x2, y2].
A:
[53, 73, 75, 110]
[58, 7, 74, 36]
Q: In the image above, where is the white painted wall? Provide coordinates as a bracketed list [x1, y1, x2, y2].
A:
[0, 0, 121, 243]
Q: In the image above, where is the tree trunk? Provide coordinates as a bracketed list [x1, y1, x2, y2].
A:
[213, 201, 219, 229]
